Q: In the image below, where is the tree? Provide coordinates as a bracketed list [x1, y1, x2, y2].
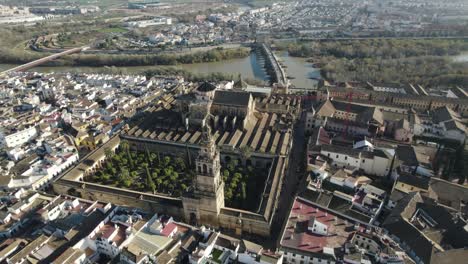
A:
[120, 140, 134, 169]
[121, 168, 130, 181]
[170, 171, 179, 182]
[239, 146, 252, 165]
[175, 157, 186, 171]
[227, 160, 237, 172]
[145, 164, 156, 193]
[144, 144, 152, 165]
[222, 170, 230, 182]
[104, 147, 114, 159]
[102, 173, 110, 183]
[241, 182, 247, 201]
[163, 156, 171, 167]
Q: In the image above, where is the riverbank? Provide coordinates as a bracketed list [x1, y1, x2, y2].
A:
[0, 47, 251, 67]
[284, 39, 468, 87]
[0, 52, 267, 79]
[0, 51, 322, 89]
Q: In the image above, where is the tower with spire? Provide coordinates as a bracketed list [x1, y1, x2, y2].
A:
[182, 120, 224, 227]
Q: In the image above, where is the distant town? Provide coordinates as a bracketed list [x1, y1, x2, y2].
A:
[0, 1, 467, 264]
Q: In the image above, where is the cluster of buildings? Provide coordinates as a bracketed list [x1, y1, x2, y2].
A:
[0, 72, 185, 193]
[128, 0, 163, 10]
[237, 0, 363, 38]
[0, 65, 465, 264]
[0, 189, 280, 264]
[124, 16, 173, 28]
[130, 14, 244, 48]
[279, 196, 412, 264]
[279, 175, 468, 264]
[349, 0, 468, 37]
[118, 0, 468, 45]
[284, 78, 468, 263]
[117, 0, 365, 49]
[311, 81, 467, 143]
[0, 5, 44, 24]
[0, 4, 100, 25]
[117, 0, 468, 46]
[53, 79, 299, 238]
[28, 6, 100, 16]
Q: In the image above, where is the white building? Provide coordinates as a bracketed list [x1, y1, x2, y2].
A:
[422, 106, 466, 143]
[0, 126, 38, 148]
[320, 145, 393, 177]
[125, 16, 172, 28]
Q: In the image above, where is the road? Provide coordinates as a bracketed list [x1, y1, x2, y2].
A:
[276, 36, 468, 42]
[0, 46, 88, 75]
[269, 108, 309, 248]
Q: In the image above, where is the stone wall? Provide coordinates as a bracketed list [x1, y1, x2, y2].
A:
[54, 134, 285, 237]
[219, 208, 271, 236]
[53, 180, 185, 220]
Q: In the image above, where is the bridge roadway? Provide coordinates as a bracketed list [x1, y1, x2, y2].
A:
[258, 43, 288, 87]
[0, 46, 89, 75]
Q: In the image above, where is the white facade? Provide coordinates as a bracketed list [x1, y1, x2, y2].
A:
[320, 148, 391, 177]
[305, 111, 326, 133]
[321, 149, 360, 169]
[125, 17, 172, 28]
[0, 126, 38, 148]
[283, 251, 336, 264]
[5, 151, 79, 191]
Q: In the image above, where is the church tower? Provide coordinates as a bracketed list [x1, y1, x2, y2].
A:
[182, 122, 224, 227]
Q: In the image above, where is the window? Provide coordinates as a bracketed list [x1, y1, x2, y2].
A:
[336, 155, 339, 158]
[345, 156, 347, 160]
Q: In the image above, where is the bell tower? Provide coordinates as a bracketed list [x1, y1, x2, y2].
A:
[182, 121, 224, 227]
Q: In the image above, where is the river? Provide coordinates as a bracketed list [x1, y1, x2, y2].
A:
[0, 52, 321, 90]
[276, 51, 321, 90]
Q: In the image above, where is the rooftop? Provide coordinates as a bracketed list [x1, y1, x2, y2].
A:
[212, 90, 251, 107]
[280, 197, 366, 257]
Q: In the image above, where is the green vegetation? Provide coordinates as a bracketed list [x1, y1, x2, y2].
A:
[65, 47, 250, 67]
[89, 142, 192, 197]
[211, 248, 224, 263]
[97, 26, 128, 34]
[88, 143, 267, 211]
[0, 20, 249, 67]
[144, 67, 235, 82]
[222, 157, 267, 211]
[1, 41, 250, 67]
[286, 39, 468, 87]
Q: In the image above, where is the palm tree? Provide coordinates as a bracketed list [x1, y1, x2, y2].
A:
[104, 147, 114, 159]
[121, 140, 134, 169]
[239, 146, 252, 166]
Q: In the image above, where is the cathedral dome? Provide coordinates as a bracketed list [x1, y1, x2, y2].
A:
[197, 82, 217, 93]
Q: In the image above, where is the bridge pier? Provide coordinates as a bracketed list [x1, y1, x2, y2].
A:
[255, 43, 289, 92]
